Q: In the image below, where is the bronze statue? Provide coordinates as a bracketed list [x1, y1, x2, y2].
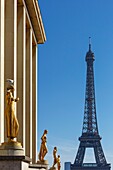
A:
[52, 147, 57, 167]
[5, 84, 19, 141]
[39, 129, 48, 161]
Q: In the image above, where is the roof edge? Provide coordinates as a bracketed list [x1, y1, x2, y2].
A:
[25, 0, 46, 44]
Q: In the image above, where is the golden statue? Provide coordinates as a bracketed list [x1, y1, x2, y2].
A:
[50, 147, 61, 170]
[5, 83, 19, 142]
[57, 155, 61, 170]
[38, 129, 48, 162]
[52, 147, 57, 167]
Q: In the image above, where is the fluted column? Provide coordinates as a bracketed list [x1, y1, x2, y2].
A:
[32, 44, 37, 163]
[4, 0, 17, 141]
[0, 0, 5, 144]
[26, 27, 32, 159]
[17, 4, 26, 151]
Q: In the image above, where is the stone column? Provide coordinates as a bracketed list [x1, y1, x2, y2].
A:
[0, 0, 5, 144]
[26, 27, 32, 159]
[17, 4, 26, 151]
[32, 44, 37, 163]
[4, 0, 17, 141]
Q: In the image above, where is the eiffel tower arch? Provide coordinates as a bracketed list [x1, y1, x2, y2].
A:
[71, 39, 111, 170]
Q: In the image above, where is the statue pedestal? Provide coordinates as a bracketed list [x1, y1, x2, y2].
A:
[29, 163, 48, 170]
[0, 142, 50, 170]
[49, 166, 56, 170]
[29, 160, 49, 170]
[0, 141, 24, 156]
[0, 155, 31, 170]
[0, 141, 31, 170]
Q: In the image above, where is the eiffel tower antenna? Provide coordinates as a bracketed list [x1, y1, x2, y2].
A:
[71, 39, 111, 170]
[89, 36, 91, 51]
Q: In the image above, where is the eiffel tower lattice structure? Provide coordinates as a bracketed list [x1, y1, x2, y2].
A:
[71, 39, 111, 170]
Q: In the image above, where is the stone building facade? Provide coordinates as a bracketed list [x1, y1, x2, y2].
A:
[0, 0, 46, 164]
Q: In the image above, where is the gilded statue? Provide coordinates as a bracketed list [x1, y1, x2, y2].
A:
[38, 129, 48, 161]
[5, 81, 19, 142]
[52, 147, 57, 167]
[51, 147, 61, 170]
[57, 155, 61, 170]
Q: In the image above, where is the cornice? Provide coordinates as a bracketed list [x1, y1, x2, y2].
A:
[24, 0, 46, 44]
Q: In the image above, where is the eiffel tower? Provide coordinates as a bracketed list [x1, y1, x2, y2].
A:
[71, 39, 111, 170]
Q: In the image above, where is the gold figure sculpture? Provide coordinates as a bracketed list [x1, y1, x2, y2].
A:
[50, 147, 61, 170]
[38, 129, 48, 162]
[5, 82, 19, 142]
[57, 155, 61, 170]
[52, 147, 57, 167]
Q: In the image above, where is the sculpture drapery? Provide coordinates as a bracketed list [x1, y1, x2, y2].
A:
[5, 80, 19, 141]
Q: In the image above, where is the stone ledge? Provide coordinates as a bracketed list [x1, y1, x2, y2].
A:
[29, 163, 48, 170]
[0, 155, 31, 163]
[29, 164, 48, 168]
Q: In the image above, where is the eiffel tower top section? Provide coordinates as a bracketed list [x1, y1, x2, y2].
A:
[82, 37, 99, 137]
[85, 37, 95, 61]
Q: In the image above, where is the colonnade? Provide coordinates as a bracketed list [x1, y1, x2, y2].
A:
[0, 0, 46, 164]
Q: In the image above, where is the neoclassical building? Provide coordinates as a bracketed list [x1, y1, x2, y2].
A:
[0, 0, 46, 164]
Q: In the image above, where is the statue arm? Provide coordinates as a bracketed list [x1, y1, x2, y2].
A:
[15, 97, 19, 102]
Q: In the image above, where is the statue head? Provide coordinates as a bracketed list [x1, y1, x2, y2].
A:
[44, 129, 48, 134]
[7, 85, 15, 92]
[54, 146, 57, 150]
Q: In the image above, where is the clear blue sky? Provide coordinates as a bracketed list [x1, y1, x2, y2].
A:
[38, 0, 113, 169]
